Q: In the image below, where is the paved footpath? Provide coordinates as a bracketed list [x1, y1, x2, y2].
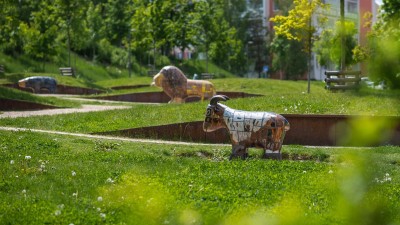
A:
[0, 126, 227, 147]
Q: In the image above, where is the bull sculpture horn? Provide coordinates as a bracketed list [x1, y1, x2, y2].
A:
[210, 95, 230, 106]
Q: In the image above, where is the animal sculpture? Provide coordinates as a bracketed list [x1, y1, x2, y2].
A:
[203, 95, 290, 159]
[152, 65, 216, 103]
[18, 76, 57, 93]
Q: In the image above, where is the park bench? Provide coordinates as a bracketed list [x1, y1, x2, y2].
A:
[199, 73, 214, 80]
[0, 65, 4, 74]
[325, 70, 361, 91]
[59, 67, 75, 76]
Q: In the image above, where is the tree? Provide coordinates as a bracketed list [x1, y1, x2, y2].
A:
[54, 0, 89, 67]
[0, 1, 38, 54]
[164, 0, 197, 60]
[104, 0, 131, 46]
[19, 2, 59, 71]
[270, 0, 327, 93]
[86, 2, 104, 62]
[354, 0, 400, 89]
[369, 0, 400, 89]
[271, 36, 308, 80]
[0, 0, 249, 76]
[193, 0, 243, 73]
[192, 0, 216, 72]
[314, 21, 358, 69]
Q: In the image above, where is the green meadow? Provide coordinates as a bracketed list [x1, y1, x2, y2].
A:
[1, 56, 400, 224]
[1, 130, 400, 225]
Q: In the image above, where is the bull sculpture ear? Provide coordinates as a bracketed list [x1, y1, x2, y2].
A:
[210, 95, 230, 106]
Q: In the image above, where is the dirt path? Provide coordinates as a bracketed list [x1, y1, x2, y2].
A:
[0, 104, 131, 118]
[0, 126, 227, 146]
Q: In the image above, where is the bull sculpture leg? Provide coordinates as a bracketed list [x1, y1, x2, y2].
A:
[264, 149, 282, 160]
[262, 135, 282, 160]
[230, 144, 248, 160]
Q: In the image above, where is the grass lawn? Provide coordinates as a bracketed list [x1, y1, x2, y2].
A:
[0, 79, 399, 133]
[1, 76, 399, 224]
[0, 130, 399, 225]
[0, 86, 81, 109]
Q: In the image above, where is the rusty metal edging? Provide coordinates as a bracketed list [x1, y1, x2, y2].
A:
[96, 114, 400, 147]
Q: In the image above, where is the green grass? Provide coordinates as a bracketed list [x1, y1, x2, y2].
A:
[0, 79, 398, 133]
[1, 56, 399, 224]
[1, 130, 399, 224]
[0, 86, 80, 109]
[0, 72, 105, 91]
[94, 77, 153, 88]
[0, 51, 145, 81]
[181, 59, 237, 78]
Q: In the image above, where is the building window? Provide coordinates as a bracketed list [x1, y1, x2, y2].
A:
[347, 0, 358, 13]
[273, 0, 280, 11]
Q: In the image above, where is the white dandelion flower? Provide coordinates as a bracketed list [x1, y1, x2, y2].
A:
[106, 178, 114, 183]
[55, 210, 61, 216]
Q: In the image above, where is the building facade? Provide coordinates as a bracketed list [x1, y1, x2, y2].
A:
[262, 0, 380, 80]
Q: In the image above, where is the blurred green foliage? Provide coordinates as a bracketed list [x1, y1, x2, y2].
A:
[355, 1, 400, 89]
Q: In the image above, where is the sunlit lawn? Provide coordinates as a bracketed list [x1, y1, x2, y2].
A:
[1, 130, 399, 225]
[0, 77, 399, 224]
[0, 78, 399, 133]
[0, 86, 80, 109]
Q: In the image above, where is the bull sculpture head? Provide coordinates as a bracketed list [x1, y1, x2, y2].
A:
[203, 95, 230, 132]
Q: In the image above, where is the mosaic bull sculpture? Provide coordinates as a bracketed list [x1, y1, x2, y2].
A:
[203, 95, 290, 160]
[151, 65, 216, 103]
[18, 76, 57, 94]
